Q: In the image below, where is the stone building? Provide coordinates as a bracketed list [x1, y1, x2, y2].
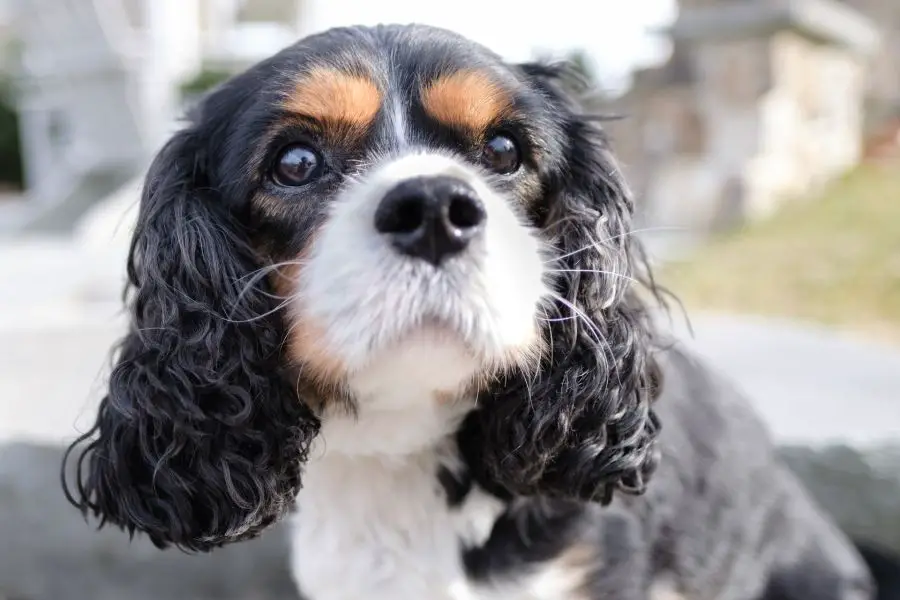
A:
[840, 0, 900, 132]
[7, 0, 146, 232]
[3, 0, 308, 233]
[605, 0, 880, 238]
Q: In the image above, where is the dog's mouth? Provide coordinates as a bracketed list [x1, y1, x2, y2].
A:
[341, 315, 485, 404]
[333, 267, 548, 378]
[410, 314, 471, 342]
[363, 311, 485, 367]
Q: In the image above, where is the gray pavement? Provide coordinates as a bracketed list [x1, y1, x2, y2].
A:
[0, 442, 301, 600]
[0, 313, 122, 444]
[666, 312, 900, 446]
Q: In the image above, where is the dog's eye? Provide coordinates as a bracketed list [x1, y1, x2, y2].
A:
[481, 134, 520, 174]
[272, 144, 322, 186]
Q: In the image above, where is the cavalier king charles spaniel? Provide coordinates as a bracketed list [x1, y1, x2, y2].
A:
[64, 24, 882, 600]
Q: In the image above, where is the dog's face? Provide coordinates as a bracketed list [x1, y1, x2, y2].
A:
[257, 37, 559, 410]
[64, 25, 661, 552]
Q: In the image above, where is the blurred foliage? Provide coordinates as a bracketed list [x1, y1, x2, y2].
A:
[780, 443, 900, 553]
[663, 163, 900, 342]
[0, 75, 23, 189]
[179, 67, 236, 101]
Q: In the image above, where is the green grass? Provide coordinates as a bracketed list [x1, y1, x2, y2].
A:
[661, 162, 900, 342]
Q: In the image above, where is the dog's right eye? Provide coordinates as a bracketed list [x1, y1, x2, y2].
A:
[272, 144, 322, 187]
[481, 133, 521, 175]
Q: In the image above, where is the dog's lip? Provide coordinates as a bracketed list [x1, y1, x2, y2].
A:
[341, 314, 483, 378]
[406, 316, 468, 344]
[379, 315, 479, 354]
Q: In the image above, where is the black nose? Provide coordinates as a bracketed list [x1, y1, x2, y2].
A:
[374, 176, 486, 266]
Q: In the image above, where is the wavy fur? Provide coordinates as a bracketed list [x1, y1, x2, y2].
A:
[460, 63, 663, 503]
[62, 125, 320, 552]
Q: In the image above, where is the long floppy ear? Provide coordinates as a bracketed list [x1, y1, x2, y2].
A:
[461, 60, 663, 504]
[62, 122, 320, 552]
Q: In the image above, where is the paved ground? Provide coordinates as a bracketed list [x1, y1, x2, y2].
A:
[0, 442, 301, 600]
[667, 312, 900, 446]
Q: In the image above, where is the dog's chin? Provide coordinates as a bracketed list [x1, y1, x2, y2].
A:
[346, 323, 482, 406]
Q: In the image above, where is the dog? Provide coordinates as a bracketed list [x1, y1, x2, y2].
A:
[62, 24, 890, 600]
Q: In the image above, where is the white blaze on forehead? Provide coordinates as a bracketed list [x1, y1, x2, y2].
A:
[388, 95, 409, 149]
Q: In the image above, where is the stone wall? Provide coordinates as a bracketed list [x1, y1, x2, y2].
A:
[746, 30, 866, 220]
[606, 0, 877, 242]
[840, 0, 900, 129]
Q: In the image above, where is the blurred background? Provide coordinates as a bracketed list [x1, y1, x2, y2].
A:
[0, 0, 898, 598]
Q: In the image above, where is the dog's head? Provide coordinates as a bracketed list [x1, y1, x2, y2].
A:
[64, 24, 663, 551]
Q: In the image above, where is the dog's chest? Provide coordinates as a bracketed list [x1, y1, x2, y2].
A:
[290, 451, 584, 600]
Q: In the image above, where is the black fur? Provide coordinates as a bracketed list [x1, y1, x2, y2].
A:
[460, 62, 663, 504]
[462, 498, 586, 581]
[62, 124, 320, 552]
[855, 542, 900, 600]
[437, 464, 473, 508]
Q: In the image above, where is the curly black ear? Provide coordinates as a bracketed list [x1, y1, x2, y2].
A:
[62, 123, 320, 552]
[461, 60, 663, 504]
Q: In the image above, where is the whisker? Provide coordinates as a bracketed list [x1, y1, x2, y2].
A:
[537, 315, 581, 323]
[221, 296, 297, 325]
[547, 291, 624, 389]
[544, 226, 688, 264]
[234, 259, 307, 284]
[545, 268, 638, 285]
[224, 260, 307, 322]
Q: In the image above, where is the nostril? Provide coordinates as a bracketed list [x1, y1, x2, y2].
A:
[375, 175, 484, 266]
[376, 195, 425, 235]
[447, 195, 485, 230]
[391, 196, 426, 234]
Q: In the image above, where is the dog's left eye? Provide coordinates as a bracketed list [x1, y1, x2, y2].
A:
[481, 134, 520, 174]
[272, 144, 322, 187]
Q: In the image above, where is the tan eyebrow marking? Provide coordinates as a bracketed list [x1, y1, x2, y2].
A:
[283, 67, 381, 143]
[421, 70, 513, 134]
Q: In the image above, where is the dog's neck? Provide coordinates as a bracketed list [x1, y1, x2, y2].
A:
[310, 331, 482, 458]
[309, 400, 470, 459]
[290, 339, 598, 600]
[292, 358, 506, 600]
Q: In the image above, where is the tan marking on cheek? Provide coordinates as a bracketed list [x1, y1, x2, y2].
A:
[434, 390, 457, 405]
[422, 70, 512, 134]
[283, 67, 381, 144]
[251, 191, 291, 218]
[649, 575, 689, 600]
[554, 543, 598, 600]
[270, 248, 347, 396]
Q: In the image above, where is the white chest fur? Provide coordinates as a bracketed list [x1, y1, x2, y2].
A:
[290, 446, 504, 600]
[289, 446, 590, 600]
[289, 337, 588, 600]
